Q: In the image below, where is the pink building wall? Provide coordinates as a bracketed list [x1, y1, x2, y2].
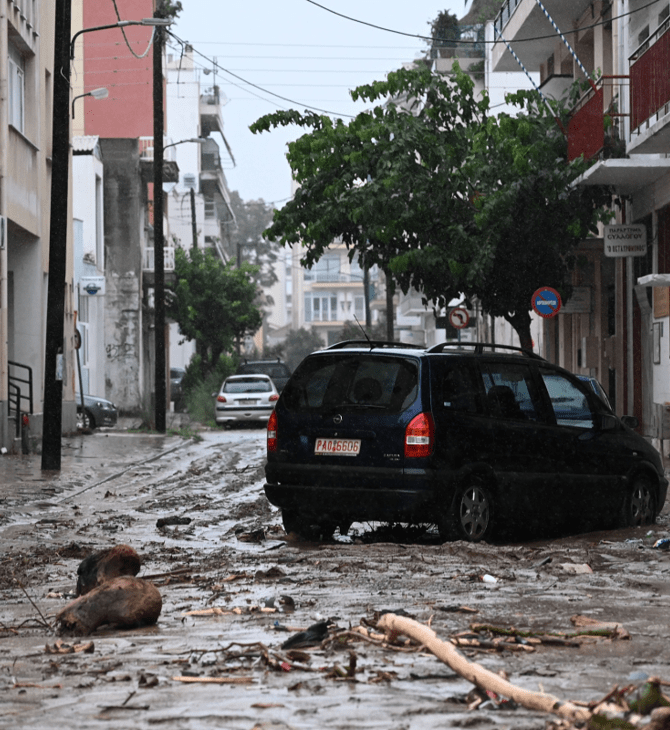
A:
[81, 0, 157, 138]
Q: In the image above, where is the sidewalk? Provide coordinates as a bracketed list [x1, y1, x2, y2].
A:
[0, 416, 196, 502]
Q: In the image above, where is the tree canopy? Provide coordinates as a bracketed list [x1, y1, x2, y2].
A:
[166, 247, 262, 374]
[251, 64, 611, 350]
[227, 191, 280, 291]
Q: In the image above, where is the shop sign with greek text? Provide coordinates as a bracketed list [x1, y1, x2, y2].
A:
[603, 224, 647, 257]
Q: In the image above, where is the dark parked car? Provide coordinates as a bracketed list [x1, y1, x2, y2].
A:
[264, 341, 667, 542]
[215, 374, 279, 426]
[76, 393, 118, 430]
[170, 367, 186, 409]
[577, 374, 612, 409]
[236, 358, 292, 393]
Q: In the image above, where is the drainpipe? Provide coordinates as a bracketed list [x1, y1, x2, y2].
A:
[0, 8, 8, 450]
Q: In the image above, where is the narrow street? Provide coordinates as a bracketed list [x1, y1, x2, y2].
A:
[1, 423, 670, 729]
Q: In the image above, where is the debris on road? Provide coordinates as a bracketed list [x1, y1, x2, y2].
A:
[75, 544, 141, 595]
[56, 575, 162, 635]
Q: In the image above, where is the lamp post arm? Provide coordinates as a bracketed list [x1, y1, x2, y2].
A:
[70, 20, 152, 59]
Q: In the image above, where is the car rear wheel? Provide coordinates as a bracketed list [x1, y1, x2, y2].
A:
[282, 509, 334, 541]
[622, 476, 656, 527]
[447, 479, 495, 543]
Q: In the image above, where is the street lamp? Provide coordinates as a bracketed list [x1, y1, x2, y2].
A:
[164, 138, 206, 250]
[71, 87, 108, 118]
[70, 17, 171, 59]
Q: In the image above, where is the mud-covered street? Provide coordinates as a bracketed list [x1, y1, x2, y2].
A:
[2, 423, 670, 729]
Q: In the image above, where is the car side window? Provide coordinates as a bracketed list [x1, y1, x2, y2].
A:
[541, 371, 595, 429]
[441, 363, 480, 413]
[480, 363, 541, 421]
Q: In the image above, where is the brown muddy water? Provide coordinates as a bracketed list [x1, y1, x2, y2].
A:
[1, 425, 669, 729]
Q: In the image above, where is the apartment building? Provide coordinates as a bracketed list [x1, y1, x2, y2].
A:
[1, 1, 67, 452]
[491, 0, 670, 449]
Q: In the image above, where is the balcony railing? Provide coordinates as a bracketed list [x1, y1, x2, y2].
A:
[629, 18, 670, 132]
[567, 76, 628, 162]
[143, 247, 176, 272]
[493, 0, 522, 36]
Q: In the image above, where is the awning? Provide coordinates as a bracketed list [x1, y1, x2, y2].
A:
[576, 157, 670, 195]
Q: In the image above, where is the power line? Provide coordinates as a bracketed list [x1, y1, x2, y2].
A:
[304, 0, 662, 44]
[167, 30, 357, 119]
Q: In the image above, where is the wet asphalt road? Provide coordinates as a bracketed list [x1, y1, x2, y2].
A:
[1, 423, 670, 729]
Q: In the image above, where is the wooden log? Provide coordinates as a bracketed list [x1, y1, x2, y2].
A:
[76, 544, 141, 596]
[57, 576, 162, 635]
[377, 613, 591, 724]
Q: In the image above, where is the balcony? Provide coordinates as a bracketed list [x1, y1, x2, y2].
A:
[567, 76, 628, 162]
[138, 137, 179, 183]
[628, 18, 670, 154]
[143, 246, 176, 272]
[491, 0, 594, 73]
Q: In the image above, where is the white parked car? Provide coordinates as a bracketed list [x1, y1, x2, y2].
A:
[214, 374, 279, 426]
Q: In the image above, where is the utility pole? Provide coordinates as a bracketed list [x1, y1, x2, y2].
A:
[153, 18, 166, 433]
[41, 0, 72, 470]
[190, 187, 197, 249]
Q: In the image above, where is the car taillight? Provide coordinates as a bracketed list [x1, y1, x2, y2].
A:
[267, 411, 278, 452]
[217, 395, 227, 403]
[404, 412, 434, 458]
[269, 394, 279, 402]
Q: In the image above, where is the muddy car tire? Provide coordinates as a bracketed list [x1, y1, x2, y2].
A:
[77, 409, 94, 430]
[282, 509, 334, 541]
[621, 476, 656, 527]
[449, 479, 495, 542]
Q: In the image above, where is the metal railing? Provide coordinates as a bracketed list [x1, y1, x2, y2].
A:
[493, 0, 522, 36]
[629, 17, 670, 131]
[8, 360, 33, 437]
[568, 75, 629, 161]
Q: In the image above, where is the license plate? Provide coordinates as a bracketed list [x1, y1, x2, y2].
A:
[314, 438, 361, 456]
[238, 399, 258, 405]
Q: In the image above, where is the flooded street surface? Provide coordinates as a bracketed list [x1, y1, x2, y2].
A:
[1, 425, 670, 729]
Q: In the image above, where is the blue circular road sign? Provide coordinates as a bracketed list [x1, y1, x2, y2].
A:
[531, 287, 562, 318]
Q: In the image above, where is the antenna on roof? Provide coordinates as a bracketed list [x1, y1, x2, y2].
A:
[353, 315, 373, 351]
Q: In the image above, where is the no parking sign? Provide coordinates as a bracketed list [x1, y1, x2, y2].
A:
[531, 287, 562, 318]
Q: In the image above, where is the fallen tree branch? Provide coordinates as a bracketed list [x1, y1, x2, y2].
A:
[377, 613, 591, 724]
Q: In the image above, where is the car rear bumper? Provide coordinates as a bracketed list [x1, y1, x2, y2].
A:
[216, 407, 273, 423]
[264, 479, 438, 523]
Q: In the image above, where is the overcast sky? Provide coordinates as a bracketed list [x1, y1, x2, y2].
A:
[167, 1, 489, 206]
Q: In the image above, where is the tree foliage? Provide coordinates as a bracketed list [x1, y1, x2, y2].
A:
[227, 191, 280, 291]
[265, 326, 325, 372]
[166, 248, 262, 375]
[251, 64, 611, 351]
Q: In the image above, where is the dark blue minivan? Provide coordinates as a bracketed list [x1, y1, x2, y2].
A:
[264, 341, 667, 542]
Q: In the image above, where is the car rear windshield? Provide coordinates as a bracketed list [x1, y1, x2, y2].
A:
[223, 378, 272, 393]
[281, 355, 419, 413]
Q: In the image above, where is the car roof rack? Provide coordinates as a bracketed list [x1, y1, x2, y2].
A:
[326, 340, 425, 351]
[426, 342, 546, 360]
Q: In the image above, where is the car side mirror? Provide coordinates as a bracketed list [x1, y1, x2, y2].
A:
[599, 414, 618, 430]
[621, 415, 639, 429]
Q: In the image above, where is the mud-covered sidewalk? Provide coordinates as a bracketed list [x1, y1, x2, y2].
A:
[2, 423, 670, 729]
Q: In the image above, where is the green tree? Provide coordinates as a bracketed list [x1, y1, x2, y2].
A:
[166, 248, 263, 375]
[266, 327, 325, 372]
[252, 65, 611, 351]
[227, 190, 280, 290]
[251, 64, 484, 340]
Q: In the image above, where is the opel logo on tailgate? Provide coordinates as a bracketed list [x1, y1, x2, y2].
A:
[333, 414, 342, 424]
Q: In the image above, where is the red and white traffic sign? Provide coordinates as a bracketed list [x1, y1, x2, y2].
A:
[449, 307, 470, 329]
[531, 287, 562, 318]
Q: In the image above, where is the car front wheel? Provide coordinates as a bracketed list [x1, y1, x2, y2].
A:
[77, 409, 95, 430]
[449, 479, 495, 543]
[622, 476, 656, 527]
